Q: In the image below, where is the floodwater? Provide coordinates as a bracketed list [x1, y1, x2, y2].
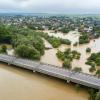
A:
[1, 30, 98, 100]
[41, 30, 100, 74]
[0, 63, 89, 100]
[5, 30, 100, 74]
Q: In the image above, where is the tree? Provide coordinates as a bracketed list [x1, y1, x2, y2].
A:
[88, 89, 97, 100]
[0, 25, 12, 44]
[86, 47, 91, 53]
[12, 31, 45, 57]
[95, 70, 100, 77]
[56, 50, 65, 60]
[60, 27, 70, 33]
[87, 52, 100, 66]
[73, 67, 82, 72]
[63, 59, 72, 69]
[95, 57, 100, 66]
[88, 53, 97, 61]
[1, 45, 7, 53]
[75, 84, 81, 92]
[89, 67, 96, 73]
[95, 91, 100, 100]
[60, 39, 71, 45]
[79, 34, 90, 44]
[48, 37, 61, 48]
[73, 42, 78, 46]
[15, 45, 40, 60]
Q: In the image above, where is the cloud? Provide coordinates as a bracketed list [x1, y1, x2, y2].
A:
[0, 0, 100, 13]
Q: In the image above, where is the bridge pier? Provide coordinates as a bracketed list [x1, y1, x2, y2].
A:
[8, 63, 10, 65]
[66, 79, 70, 83]
[0, 54, 100, 90]
[33, 70, 36, 73]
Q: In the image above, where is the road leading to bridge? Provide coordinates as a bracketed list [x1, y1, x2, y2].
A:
[0, 54, 100, 89]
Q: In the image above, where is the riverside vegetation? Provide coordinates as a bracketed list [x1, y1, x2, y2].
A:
[56, 48, 81, 70]
[0, 15, 100, 100]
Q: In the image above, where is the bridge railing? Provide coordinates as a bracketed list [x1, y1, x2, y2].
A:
[0, 54, 100, 80]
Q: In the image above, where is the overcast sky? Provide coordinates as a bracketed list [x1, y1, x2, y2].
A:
[0, 0, 100, 14]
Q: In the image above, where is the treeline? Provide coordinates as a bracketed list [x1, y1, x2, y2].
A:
[12, 30, 45, 60]
[38, 32, 71, 48]
[0, 25, 12, 44]
[88, 89, 100, 100]
[75, 84, 100, 100]
[27, 23, 44, 30]
[0, 24, 45, 60]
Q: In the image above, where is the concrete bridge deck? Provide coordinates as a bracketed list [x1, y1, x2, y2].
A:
[0, 54, 100, 89]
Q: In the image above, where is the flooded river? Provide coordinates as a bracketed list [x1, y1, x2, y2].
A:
[0, 63, 88, 100]
[4, 30, 100, 100]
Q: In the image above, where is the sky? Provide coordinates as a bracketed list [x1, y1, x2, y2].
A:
[0, 0, 100, 14]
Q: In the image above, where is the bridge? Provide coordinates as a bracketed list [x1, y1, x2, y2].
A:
[0, 54, 100, 89]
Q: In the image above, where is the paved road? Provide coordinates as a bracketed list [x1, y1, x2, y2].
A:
[0, 54, 100, 89]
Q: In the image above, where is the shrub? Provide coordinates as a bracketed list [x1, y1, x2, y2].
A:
[0, 45, 7, 53]
[75, 84, 81, 92]
[79, 34, 90, 44]
[89, 67, 96, 73]
[73, 67, 82, 72]
[15, 45, 40, 60]
[95, 70, 100, 77]
[60, 39, 71, 45]
[86, 47, 91, 53]
[62, 59, 72, 69]
[73, 42, 78, 46]
[56, 50, 65, 60]
[95, 90, 100, 100]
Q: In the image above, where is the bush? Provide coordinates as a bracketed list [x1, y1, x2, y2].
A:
[79, 34, 90, 44]
[85, 61, 95, 68]
[0, 25, 12, 44]
[15, 45, 40, 60]
[60, 28, 70, 33]
[56, 50, 65, 60]
[88, 89, 97, 100]
[56, 49, 81, 69]
[95, 70, 100, 77]
[73, 67, 82, 72]
[89, 67, 96, 73]
[73, 42, 78, 46]
[95, 90, 100, 100]
[0, 45, 7, 53]
[86, 47, 91, 53]
[95, 57, 100, 66]
[75, 84, 81, 92]
[60, 39, 71, 45]
[62, 59, 72, 69]
[48, 37, 61, 48]
[71, 50, 81, 60]
[87, 52, 100, 66]
[12, 31, 45, 57]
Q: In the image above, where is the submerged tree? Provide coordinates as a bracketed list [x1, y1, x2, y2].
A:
[95, 90, 100, 100]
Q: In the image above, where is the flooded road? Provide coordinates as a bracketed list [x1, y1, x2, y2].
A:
[0, 63, 88, 100]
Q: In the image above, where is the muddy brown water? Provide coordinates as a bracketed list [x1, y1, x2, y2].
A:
[5, 30, 100, 100]
[41, 30, 100, 74]
[0, 63, 89, 100]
